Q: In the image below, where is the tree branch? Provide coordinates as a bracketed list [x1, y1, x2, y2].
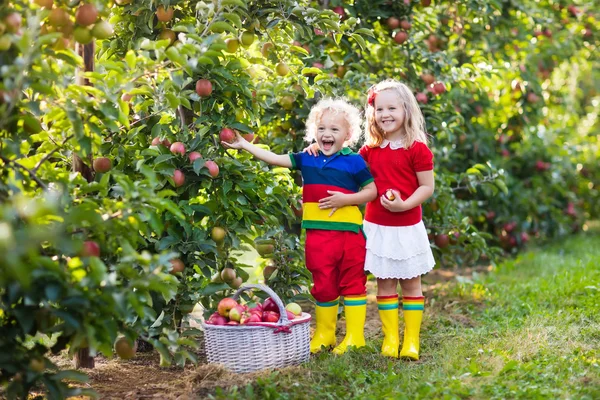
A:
[33, 134, 75, 173]
[0, 155, 48, 190]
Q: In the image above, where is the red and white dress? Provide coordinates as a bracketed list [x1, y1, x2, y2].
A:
[359, 139, 436, 279]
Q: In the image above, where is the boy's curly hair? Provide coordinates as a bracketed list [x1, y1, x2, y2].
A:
[304, 98, 363, 147]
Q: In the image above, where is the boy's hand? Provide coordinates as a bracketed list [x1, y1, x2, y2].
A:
[380, 190, 407, 212]
[302, 142, 320, 157]
[319, 190, 349, 216]
[221, 131, 247, 150]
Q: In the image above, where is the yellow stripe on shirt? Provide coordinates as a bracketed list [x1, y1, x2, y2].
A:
[303, 202, 364, 226]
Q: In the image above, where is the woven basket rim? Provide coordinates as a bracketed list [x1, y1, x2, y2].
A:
[203, 312, 311, 330]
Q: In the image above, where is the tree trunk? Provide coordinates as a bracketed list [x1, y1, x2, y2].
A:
[74, 346, 95, 369]
[73, 41, 96, 369]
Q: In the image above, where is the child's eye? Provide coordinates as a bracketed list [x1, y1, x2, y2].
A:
[389, 107, 396, 110]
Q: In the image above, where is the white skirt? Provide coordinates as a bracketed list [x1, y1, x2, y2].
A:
[363, 220, 435, 279]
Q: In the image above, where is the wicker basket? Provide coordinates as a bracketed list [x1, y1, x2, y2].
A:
[202, 284, 311, 373]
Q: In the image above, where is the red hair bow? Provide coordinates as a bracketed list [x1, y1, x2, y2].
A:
[367, 90, 376, 106]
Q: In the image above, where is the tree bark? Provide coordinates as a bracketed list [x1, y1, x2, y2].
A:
[73, 41, 96, 369]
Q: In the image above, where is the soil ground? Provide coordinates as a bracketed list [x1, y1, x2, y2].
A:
[45, 267, 488, 400]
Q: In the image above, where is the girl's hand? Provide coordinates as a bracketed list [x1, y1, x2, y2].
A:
[380, 190, 407, 212]
[221, 131, 247, 150]
[319, 190, 348, 216]
[302, 142, 320, 157]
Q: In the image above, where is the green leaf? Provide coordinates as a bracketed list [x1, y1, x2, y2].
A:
[221, 0, 247, 7]
[290, 45, 309, 56]
[495, 179, 508, 194]
[350, 33, 367, 51]
[209, 21, 236, 34]
[222, 13, 243, 29]
[353, 28, 375, 38]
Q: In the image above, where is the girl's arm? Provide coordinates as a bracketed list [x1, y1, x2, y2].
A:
[380, 170, 434, 212]
[319, 182, 377, 216]
[222, 132, 292, 168]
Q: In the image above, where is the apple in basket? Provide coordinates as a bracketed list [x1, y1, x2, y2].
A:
[285, 302, 303, 317]
[262, 311, 280, 323]
[207, 312, 228, 325]
[227, 321, 239, 325]
[229, 305, 246, 322]
[240, 312, 261, 324]
[262, 297, 278, 313]
[286, 310, 296, 320]
[217, 297, 239, 317]
[248, 305, 262, 317]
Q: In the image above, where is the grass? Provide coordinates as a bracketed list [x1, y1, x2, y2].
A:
[214, 226, 600, 400]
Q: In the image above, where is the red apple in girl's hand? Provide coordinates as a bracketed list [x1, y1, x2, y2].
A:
[385, 189, 396, 201]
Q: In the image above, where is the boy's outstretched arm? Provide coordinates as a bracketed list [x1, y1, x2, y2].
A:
[319, 181, 377, 216]
[222, 131, 292, 168]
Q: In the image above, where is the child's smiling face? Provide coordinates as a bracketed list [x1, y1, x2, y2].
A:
[316, 109, 351, 156]
[374, 90, 406, 137]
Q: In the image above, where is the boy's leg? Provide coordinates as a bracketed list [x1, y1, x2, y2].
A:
[399, 276, 425, 360]
[333, 231, 367, 354]
[305, 230, 343, 353]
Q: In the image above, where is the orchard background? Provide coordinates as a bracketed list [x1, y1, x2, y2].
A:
[0, 0, 598, 398]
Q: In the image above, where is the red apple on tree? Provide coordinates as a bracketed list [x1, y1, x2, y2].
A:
[217, 298, 239, 317]
[434, 234, 449, 248]
[433, 82, 446, 95]
[421, 73, 435, 85]
[169, 258, 184, 274]
[170, 142, 186, 155]
[387, 17, 400, 30]
[156, 5, 174, 22]
[195, 79, 212, 97]
[82, 240, 100, 257]
[173, 170, 185, 187]
[400, 20, 411, 30]
[93, 157, 112, 173]
[394, 31, 408, 44]
[205, 160, 219, 178]
[332, 6, 346, 19]
[189, 152, 202, 163]
[75, 4, 98, 27]
[416, 92, 428, 104]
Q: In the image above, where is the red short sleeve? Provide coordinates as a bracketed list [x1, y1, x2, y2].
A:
[411, 141, 434, 172]
[358, 145, 370, 163]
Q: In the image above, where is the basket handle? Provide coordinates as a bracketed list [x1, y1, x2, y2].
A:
[232, 284, 290, 326]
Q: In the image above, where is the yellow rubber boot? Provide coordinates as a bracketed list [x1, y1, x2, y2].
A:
[310, 299, 339, 354]
[378, 295, 399, 358]
[332, 295, 366, 355]
[399, 296, 424, 360]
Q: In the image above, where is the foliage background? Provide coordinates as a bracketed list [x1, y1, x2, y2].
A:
[0, 0, 598, 397]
